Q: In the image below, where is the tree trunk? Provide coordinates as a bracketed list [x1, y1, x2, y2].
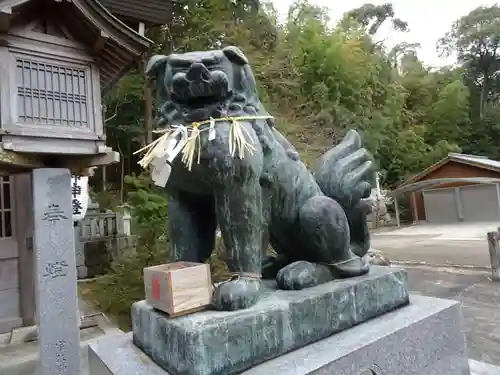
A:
[143, 54, 154, 146]
[480, 74, 489, 120]
[144, 75, 153, 145]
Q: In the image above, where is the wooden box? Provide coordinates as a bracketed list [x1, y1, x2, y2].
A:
[144, 262, 212, 317]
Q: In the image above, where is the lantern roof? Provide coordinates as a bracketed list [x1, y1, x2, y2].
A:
[0, 0, 152, 91]
[98, 0, 172, 26]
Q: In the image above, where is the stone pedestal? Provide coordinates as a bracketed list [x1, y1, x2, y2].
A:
[132, 266, 409, 375]
[470, 360, 500, 375]
[89, 294, 483, 375]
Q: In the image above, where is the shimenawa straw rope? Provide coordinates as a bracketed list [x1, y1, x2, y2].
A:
[134, 116, 273, 171]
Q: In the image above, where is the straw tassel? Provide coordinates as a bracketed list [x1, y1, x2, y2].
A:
[181, 126, 201, 171]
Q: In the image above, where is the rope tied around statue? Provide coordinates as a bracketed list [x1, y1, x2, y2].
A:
[213, 272, 262, 288]
[210, 272, 263, 305]
[133, 115, 274, 174]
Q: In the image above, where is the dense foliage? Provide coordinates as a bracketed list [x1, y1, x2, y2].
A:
[84, 1, 500, 325]
[83, 175, 169, 325]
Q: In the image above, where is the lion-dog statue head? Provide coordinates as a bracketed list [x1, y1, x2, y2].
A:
[146, 46, 271, 125]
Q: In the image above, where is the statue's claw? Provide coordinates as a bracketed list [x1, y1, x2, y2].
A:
[212, 278, 261, 311]
[262, 254, 292, 279]
[276, 261, 334, 290]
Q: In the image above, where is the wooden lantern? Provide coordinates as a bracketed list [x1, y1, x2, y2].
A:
[0, 0, 153, 174]
[144, 262, 213, 317]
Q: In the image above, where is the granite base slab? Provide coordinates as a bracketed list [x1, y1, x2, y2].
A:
[470, 359, 500, 375]
[88, 295, 473, 375]
[132, 266, 409, 375]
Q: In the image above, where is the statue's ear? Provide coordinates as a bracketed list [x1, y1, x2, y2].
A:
[145, 55, 169, 79]
[222, 46, 248, 65]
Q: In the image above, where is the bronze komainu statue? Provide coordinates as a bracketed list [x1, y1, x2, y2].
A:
[144, 46, 374, 311]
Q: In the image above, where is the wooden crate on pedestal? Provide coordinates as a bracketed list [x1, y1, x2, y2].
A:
[144, 262, 213, 317]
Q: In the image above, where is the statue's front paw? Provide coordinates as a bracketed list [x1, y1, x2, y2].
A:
[276, 261, 333, 290]
[212, 279, 261, 311]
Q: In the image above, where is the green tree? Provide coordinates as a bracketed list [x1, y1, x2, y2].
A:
[343, 3, 408, 35]
[439, 5, 500, 160]
[425, 80, 470, 144]
[102, 0, 479, 193]
[438, 5, 500, 120]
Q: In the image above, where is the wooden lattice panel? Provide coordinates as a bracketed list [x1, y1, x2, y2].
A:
[0, 177, 13, 238]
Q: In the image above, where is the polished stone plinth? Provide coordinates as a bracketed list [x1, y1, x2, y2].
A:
[132, 266, 409, 375]
[470, 360, 500, 375]
[89, 294, 477, 375]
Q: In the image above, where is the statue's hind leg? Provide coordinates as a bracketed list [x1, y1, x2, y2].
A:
[276, 195, 369, 290]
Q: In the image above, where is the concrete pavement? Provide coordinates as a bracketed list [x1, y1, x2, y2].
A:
[371, 222, 499, 268]
[405, 266, 500, 366]
[371, 236, 491, 268]
[373, 222, 499, 240]
[0, 293, 121, 375]
[371, 223, 500, 367]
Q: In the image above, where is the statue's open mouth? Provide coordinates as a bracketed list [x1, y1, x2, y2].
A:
[170, 62, 232, 110]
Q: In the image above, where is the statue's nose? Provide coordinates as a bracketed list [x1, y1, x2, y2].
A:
[186, 62, 211, 82]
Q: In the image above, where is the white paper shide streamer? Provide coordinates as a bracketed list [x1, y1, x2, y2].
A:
[71, 175, 89, 222]
[148, 126, 189, 187]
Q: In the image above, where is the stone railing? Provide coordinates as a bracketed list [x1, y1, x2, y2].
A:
[75, 202, 134, 279]
[77, 209, 131, 240]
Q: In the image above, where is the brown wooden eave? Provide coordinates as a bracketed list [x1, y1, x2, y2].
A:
[395, 155, 500, 191]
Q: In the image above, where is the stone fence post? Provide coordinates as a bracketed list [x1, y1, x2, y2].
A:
[122, 209, 131, 236]
[487, 228, 500, 281]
